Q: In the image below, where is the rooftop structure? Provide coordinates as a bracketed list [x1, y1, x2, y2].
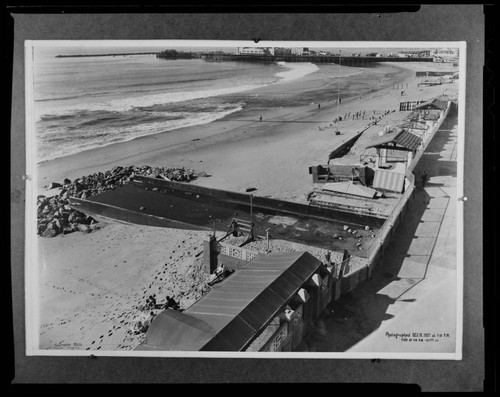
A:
[365, 129, 423, 152]
[414, 98, 449, 111]
[136, 251, 324, 351]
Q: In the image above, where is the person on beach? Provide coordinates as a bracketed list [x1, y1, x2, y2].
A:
[421, 171, 428, 188]
[259, 115, 262, 122]
[324, 251, 332, 267]
[318, 104, 321, 109]
[165, 295, 180, 310]
[149, 311, 157, 323]
[215, 262, 226, 277]
[228, 218, 240, 236]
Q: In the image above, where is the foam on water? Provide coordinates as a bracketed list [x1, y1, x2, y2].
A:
[37, 105, 244, 163]
[34, 57, 401, 163]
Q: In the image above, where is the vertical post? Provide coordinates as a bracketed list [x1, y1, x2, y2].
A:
[204, 234, 218, 274]
[250, 194, 253, 223]
[266, 228, 270, 251]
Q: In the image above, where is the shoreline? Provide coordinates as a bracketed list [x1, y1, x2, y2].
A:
[35, 62, 414, 195]
[35, 60, 459, 351]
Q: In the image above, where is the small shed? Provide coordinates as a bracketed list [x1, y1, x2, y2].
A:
[365, 129, 422, 152]
[365, 129, 422, 168]
[372, 170, 406, 193]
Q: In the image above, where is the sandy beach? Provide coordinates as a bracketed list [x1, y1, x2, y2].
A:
[35, 60, 459, 351]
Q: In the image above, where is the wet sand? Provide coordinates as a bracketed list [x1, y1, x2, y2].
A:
[35, 61, 459, 351]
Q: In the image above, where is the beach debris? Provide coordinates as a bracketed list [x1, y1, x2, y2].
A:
[332, 233, 340, 239]
[343, 225, 349, 231]
[38, 164, 203, 237]
[365, 225, 370, 231]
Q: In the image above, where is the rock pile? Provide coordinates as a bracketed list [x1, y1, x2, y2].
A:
[39, 165, 203, 237]
[37, 194, 98, 238]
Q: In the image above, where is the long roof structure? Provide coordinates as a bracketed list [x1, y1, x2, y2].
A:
[136, 251, 323, 352]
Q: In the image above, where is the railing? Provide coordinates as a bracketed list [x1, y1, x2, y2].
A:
[218, 242, 259, 262]
[399, 100, 426, 111]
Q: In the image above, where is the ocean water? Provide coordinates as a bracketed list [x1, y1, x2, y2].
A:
[32, 48, 406, 163]
[33, 50, 320, 163]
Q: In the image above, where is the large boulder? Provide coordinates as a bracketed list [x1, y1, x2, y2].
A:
[62, 227, 75, 235]
[77, 224, 90, 233]
[74, 182, 84, 192]
[38, 223, 47, 235]
[48, 182, 62, 189]
[43, 229, 57, 238]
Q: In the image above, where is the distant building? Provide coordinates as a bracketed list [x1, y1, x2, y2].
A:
[431, 48, 459, 62]
[273, 47, 292, 56]
[431, 48, 459, 57]
[291, 47, 309, 55]
[238, 47, 270, 55]
[398, 50, 431, 58]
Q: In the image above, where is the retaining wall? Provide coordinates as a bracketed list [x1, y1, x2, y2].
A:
[133, 175, 386, 228]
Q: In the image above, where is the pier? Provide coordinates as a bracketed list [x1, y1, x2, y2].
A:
[201, 53, 434, 66]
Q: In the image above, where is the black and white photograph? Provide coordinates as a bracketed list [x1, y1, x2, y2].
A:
[24, 40, 465, 358]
